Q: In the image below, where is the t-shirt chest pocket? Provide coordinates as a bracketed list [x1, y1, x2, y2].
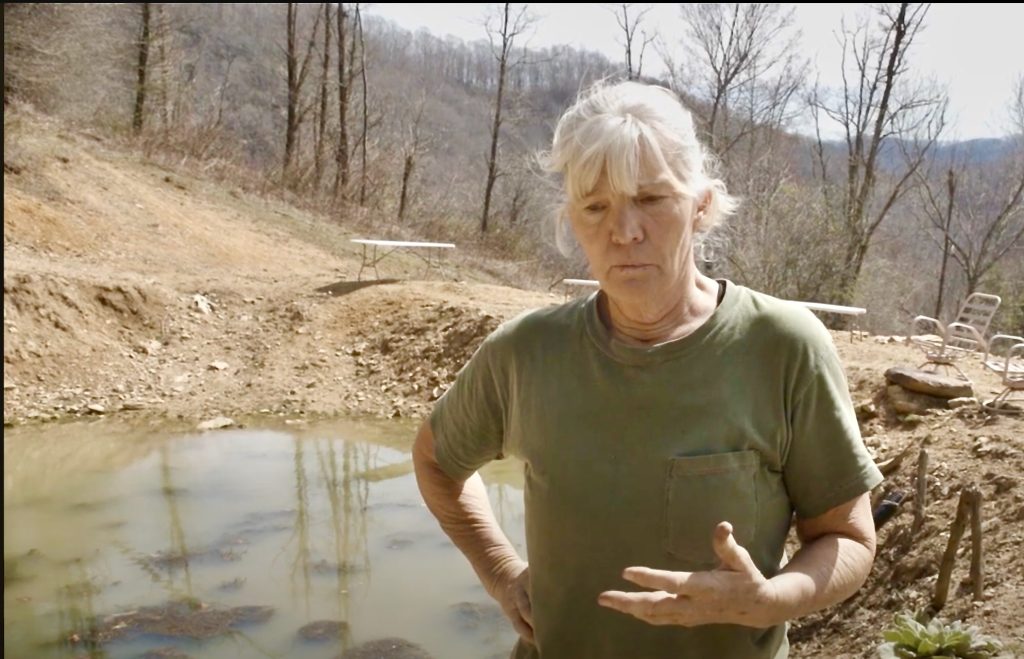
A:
[663, 449, 760, 569]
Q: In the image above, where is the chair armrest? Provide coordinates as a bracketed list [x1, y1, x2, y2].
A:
[984, 334, 1024, 363]
[913, 315, 945, 338]
[946, 321, 986, 351]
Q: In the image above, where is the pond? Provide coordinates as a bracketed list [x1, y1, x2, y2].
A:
[4, 417, 526, 658]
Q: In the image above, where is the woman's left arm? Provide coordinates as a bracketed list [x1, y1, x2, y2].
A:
[766, 491, 876, 622]
[598, 492, 876, 628]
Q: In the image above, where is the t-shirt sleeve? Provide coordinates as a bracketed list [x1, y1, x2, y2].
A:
[429, 330, 510, 482]
[783, 325, 883, 520]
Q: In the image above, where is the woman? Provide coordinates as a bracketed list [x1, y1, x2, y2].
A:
[413, 80, 882, 658]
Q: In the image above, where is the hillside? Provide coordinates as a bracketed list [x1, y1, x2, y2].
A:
[3, 107, 555, 426]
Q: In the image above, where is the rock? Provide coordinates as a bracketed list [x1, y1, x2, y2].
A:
[886, 384, 948, 415]
[122, 401, 146, 411]
[948, 396, 978, 409]
[86, 404, 106, 415]
[208, 361, 229, 371]
[884, 366, 974, 399]
[297, 619, 350, 642]
[901, 414, 925, 427]
[855, 401, 878, 420]
[192, 294, 215, 314]
[3, 381, 16, 390]
[197, 417, 234, 431]
[138, 339, 162, 355]
[337, 638, 433, 659]
[987, 474, 1018, 495]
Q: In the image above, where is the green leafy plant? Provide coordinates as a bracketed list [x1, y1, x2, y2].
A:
[878, 613, 1005, 658]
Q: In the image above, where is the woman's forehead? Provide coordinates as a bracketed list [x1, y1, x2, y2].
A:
[582, 163, 684, 198]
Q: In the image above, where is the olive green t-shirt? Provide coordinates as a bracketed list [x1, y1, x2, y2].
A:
[430, 281, 883, 659]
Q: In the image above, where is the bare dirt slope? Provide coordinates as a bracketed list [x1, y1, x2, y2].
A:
[3, 109, 1022, 656]
[3, 109, 556, 425]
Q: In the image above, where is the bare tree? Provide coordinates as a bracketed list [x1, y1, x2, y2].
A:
[284, 3, 322, 184]
[809, 3, 947, 304]
[334, 3, 352, 198]
[132, 3, 152, 134]
[356, 3, 369, 206]
[917, 155, 1024, 308]
[674, 3, 804, 155]
[614, 4, 655, 81]
[926, 168, 957, 318]
[481, 3, 532, 233]
[152, 3, 172, 133]
[670, 4, 810, 299]
[313, 2, 332, 190]
[397, 96, 431, 222]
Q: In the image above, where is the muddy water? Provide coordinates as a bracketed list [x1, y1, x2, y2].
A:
[4, 418, 525, 658]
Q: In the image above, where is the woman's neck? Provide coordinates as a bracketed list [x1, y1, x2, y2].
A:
[600, 272, 720, 346]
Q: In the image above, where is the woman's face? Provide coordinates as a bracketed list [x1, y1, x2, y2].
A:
[567, 159, 703, 305]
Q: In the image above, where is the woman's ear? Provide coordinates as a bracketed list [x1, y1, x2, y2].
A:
[693, 188, 714, 230]
[698, 189, 713, 215]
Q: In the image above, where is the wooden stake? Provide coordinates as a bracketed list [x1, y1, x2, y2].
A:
[969, 486, 984, 601]
[913, 448, 929, 533]
[931, 488, 972, 613]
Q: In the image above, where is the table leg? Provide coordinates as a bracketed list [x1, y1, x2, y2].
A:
[357, 244, 368, 281]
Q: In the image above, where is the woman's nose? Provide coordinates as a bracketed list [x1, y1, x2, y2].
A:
[609, 202, 644, 244]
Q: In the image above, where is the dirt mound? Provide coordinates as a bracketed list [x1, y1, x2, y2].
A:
[350, 301, 502, 417]
[3, 270, 173, 408]
[4, 271, 165, 339]
[790, 335, 1024, 656]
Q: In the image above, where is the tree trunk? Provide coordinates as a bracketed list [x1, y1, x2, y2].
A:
[481, 4, 511, 233]
[314, 3, 331, 191]
[334, 3, 350, 198]
[356, 4, 368, 207]
[132, 3, 151, 134]
[284, 3, 298, 181]
[935, 169, 956, 318]
[398, 154, 413, 222]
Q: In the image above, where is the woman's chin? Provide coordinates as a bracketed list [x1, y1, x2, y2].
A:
[602, 270, 664, 299]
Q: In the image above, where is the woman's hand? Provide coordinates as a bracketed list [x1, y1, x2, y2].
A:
[597, 522, 783, 629]
[493, 560, 534, 644]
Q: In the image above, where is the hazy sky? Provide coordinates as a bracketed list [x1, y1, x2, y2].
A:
[371, 3, 1023, 141]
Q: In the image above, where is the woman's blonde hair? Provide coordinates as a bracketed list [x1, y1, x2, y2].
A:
[541, 80, 739, 253]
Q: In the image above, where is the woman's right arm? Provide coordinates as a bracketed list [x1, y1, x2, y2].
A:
[412, 419, 534, 642]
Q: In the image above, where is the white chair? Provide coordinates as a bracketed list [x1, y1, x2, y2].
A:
[982, 334, 1024, 414]
[911, 292, 1001, 380]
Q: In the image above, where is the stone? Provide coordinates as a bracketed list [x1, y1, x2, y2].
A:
[139, 339, 162, 355]
[192, 294, 215, 314]
[855, 401, 878, 420]
[197, 417, 234, 431]
[297, 620, 350, 642]
[886, 385, 947, 415]
[337, 638, 433, 659]
[884, 366, 974, 399]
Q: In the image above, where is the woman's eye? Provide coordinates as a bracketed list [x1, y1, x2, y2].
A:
[638, 195, 664, 204]
[584, 203, 606, 213]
